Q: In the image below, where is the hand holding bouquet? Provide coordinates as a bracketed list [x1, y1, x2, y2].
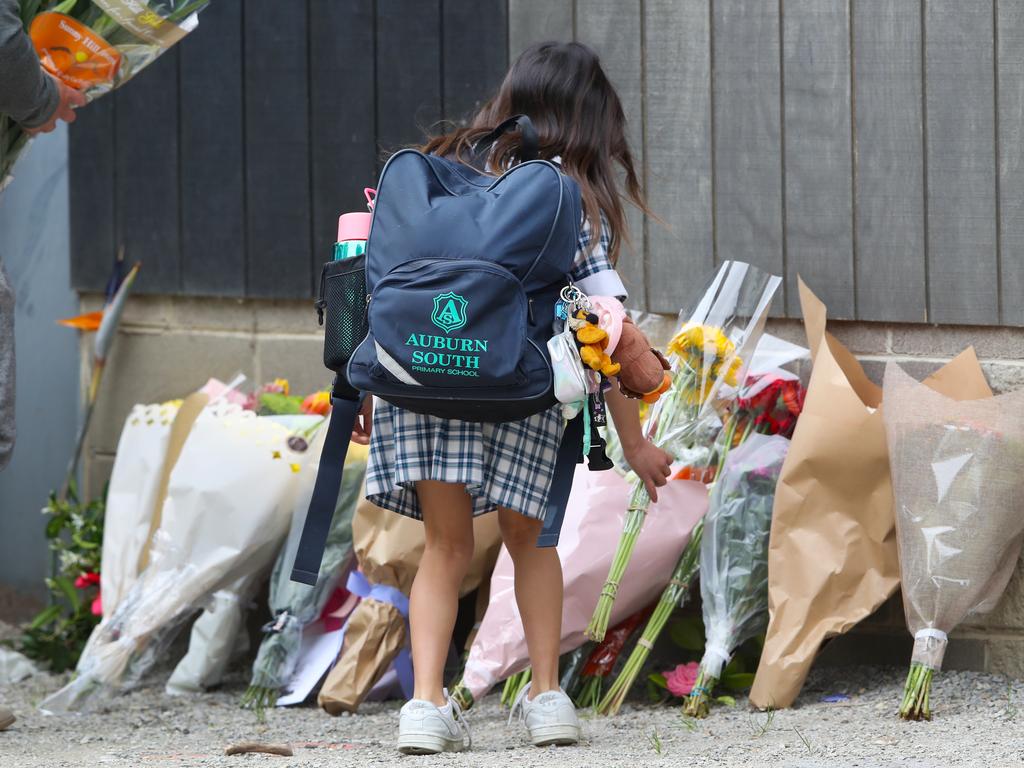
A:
[586, 262, 781, 641]
[883, 362, 1024, 720]
[3, 0, 207, 186]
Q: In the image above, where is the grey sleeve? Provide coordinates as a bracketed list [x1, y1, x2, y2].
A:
[0, 261, 15, 471]
[0, 0, 58, 129]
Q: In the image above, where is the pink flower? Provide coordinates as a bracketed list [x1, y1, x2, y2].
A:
[90, 594, 103, 617]
[74, 572, 100, 589]
[664, 662, 700, 698]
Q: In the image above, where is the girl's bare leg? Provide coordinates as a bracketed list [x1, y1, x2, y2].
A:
[498, 508, 563, 697]
[410, 480, 475, 706]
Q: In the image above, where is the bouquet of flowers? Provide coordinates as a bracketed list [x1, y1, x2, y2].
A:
[883, 363, 1024, 720]
[241, 439, 368, 710]
[683, 434, 790, 717]
[2, 0, 207, 186]
[586, 262, 781, 641]
[40, 401, 301, 712]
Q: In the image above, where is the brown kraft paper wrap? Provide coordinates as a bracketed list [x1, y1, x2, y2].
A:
[749, 280, 992, 710]
[318, 497, 501, 714]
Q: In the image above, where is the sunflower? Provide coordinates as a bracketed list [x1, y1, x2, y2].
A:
[667, 324, 741, 401]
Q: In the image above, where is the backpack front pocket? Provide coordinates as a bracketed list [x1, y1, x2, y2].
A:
[365, 259, 527, 390]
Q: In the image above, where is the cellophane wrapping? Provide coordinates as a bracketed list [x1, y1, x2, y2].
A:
[40, 402, 300, 713]
[883, 362, 1024, 670]
[3, 1, 207, 186]
[698, 434, 789, 679]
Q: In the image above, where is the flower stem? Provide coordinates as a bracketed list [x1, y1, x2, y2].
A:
[682, 667, 717, 718]
[501, 668, 531, 707]
[596, 521, 704, 716]
[586, 484, 649, 642]
[899, 662, 934, 720]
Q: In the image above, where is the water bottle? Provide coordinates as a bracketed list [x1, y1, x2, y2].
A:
[334, 187, 375, 260]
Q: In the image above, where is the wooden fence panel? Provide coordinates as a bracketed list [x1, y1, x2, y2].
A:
[508, 0, 573, 58]
[925, 0, 999, 325]
[443, 0, 508, 124]
[243, 0, 310, 299]
[644, 0, 713, 315]
[576, 0, 647, 308]
[310, 0, 377, 278]
[113, 49, 180, 294]
[713, 0, 786, 312]
[852, 0, 927, 323]
[998, 0, 1024, 327]
[67, 0, 1024, 326]
[68, 98, 115, 293]
[782, 0, 854, 318]
[179, 0, 245, 297]
[376, 0, 442, 159]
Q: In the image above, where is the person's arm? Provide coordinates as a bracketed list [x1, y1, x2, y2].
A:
[605, 384, 672, 502]
[0, 0, 57, 128]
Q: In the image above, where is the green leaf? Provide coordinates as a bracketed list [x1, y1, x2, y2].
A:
[668, 616, 705, 652]
[53, 576, 81, 612]
[45, 516, 65, 539]
[723, 656, 746, 677]
[715, 695, 737, 707]
[71, 533, 99, 550]
[28, 605, 62, 631]
[648, 672, 667, 690]
[259, 392, 303, 415]
[720, 672, 755, 691]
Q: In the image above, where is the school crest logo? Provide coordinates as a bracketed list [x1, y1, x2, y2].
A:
[431, 291, 468, 333]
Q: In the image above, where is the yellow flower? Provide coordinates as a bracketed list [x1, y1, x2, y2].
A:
[667, 324, 743, 404]
[273, 378, 290, 395]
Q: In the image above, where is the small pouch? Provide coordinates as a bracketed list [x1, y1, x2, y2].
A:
[547, 324, 589, 418]
[317, 255, 369, 377]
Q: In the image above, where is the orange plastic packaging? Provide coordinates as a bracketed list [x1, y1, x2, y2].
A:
[30, 13, 122, 89]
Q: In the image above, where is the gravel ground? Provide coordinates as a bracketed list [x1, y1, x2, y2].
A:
[2, 661, 1023, 768]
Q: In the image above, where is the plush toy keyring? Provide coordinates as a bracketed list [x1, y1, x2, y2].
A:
[569, 310, 620, 377]
[585, 296, 672, 404]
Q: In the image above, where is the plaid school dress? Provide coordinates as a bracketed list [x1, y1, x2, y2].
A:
[366, 216, 627, 521]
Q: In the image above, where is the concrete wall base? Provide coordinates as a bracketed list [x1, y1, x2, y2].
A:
[80, 295, 1024, 677]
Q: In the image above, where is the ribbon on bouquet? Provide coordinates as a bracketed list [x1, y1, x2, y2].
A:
[344, 571, 414, 698]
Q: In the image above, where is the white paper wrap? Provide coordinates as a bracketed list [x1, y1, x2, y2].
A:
[41, 403, 302, 713]
[100, 401, 181, 618]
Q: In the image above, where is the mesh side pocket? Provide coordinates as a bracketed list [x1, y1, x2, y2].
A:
[320, 255, 368, 375]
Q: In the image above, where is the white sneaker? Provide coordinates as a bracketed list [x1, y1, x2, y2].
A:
[509, 683, 581, 747]
[397, 689, 471, 754]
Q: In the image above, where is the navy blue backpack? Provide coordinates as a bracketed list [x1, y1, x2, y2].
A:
[291, 117, 600, 586]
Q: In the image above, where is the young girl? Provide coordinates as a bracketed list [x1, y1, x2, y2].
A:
[352, 41, 672, 754]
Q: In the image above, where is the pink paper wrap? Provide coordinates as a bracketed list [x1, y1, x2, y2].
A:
[461, 466, 707, 700]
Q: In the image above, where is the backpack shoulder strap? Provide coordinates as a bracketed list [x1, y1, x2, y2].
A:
[535, 413, 585, 547]
[290, 393, 363, 585]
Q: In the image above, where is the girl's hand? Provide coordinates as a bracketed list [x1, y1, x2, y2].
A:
[623, 439, 672, 502]
[351, 397, 373, 445]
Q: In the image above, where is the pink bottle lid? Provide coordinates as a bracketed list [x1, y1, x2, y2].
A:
[336, 188, 377, 242]
[337, 211, 371, 242]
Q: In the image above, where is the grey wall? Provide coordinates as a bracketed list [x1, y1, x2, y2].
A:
[511, 0, 1024, 326]
[0, 126, 79, 609]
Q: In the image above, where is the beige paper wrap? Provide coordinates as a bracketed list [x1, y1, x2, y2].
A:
[318, 499, 500, 714]
[749, 280, 991, 709]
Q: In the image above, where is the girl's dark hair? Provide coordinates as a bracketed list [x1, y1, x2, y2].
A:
[422, 41, 648, 264]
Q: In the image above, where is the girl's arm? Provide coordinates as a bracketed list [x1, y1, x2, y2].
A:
[605, 385, 672, 501]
